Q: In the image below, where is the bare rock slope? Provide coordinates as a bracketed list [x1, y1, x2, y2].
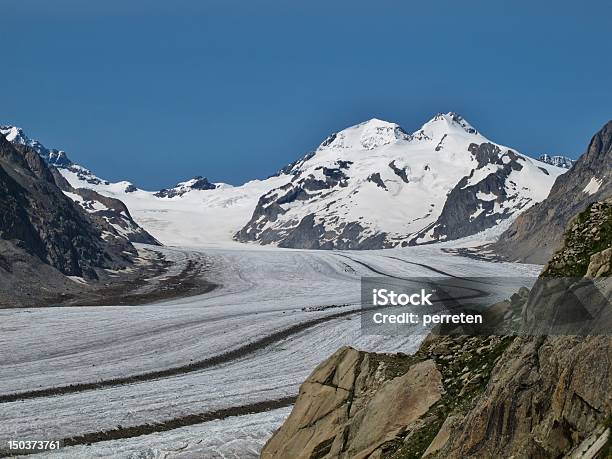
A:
[493, 120, 612, 263]
[0, 134, 132, 279]
[1, 125, 159, 246]
[0, 133, 160, 306]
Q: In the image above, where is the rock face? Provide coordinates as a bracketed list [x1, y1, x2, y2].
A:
[0, 125, 159, 246]
[236, 113, 563, 249]
[63, 188, 160, 245]
[416, 143, 533, 242]
[538, 154, 576, 169]
[542, 198, 612, 277]
[264, 198, 611, 459]
[261, 347, 446, 459]
[493, 120, 612, 263]
[261, 336, 515, 459]
[437, 335, 611, 458]
[436, 201, 611, 458]
[0, 133, 133, 279]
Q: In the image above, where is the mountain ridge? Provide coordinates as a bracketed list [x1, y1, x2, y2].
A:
[538, 154, 575, 169]
[0, 133, 133, 280]
[1, 113, 567, 249]
[0, 126, 160, 246]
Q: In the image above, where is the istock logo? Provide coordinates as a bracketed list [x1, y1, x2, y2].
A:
[372, 288, 434, 306]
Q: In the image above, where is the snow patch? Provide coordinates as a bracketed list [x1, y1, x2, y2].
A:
[583, 177, 602, 195]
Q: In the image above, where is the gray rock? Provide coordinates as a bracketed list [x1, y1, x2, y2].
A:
[493, 120, 612, 263]
[539, 154, 576, 169]
[155, 176, 217, 198]
[411, 143, 534, 244]
[0, 133, 134, 279]
[366, 172, 387, 189]
[388, 160, 409, 183]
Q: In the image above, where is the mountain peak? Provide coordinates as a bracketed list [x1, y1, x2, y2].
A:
[154, 175, 217, 198]
[413, 112, 480, 141]
[0, 124, 73, 167]
[358, 117, 399, 128]
[318, 118, 410, 151]
[1, 125, 35, 147]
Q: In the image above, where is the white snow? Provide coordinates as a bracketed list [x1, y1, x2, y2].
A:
[37, 408, 292, 459]
[59, 167, 288, 247]
[583, 177, 602, 195]
[62, 191, 108, 212]
[0, 125, 21, 142]
[476, 191, 497, 201]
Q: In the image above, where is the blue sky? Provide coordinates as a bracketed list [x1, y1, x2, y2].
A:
[1, 0, 611, 189]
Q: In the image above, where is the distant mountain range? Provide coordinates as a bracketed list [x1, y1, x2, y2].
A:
[1, 113, 569, 250]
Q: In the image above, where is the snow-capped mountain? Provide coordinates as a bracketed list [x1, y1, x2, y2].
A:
[0, 125, 73, 167]
[538, 154, 575, 169]
[8, 128, 282, 246]
[1, 114, 568, 249]
[58, 170, 286, 246]
[235, 113, 566, 249]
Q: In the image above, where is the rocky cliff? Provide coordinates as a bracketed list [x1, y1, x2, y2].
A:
[60, 186, 160, 246]
[493, 120, 612, 263]
[262, 199, 612, 458]
[1, 125, 159, 246]
[261, 335, 517, 459]
[416, 143, 533, 243]
[0, 131, 161, 307]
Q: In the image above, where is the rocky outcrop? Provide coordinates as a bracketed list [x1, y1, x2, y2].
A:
[261, 336, 514, 459]
[538, 154, 576, 169]
[261, 347, 444, 459]
[154, 176, 217, 198]
[434, 335, 611, 459]
[587, 247, 612, 277]
[542, 198, 612, 277]
[64, 187, 160, 245]
[493, 120, 612, 263]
